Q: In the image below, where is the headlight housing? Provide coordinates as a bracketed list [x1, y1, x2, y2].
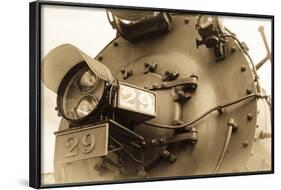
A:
[57, 62, 109, 125]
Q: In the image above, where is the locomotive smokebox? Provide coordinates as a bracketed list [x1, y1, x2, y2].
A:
[42, 10, 271, 184]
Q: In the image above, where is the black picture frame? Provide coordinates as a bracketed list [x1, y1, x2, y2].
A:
[29, 1, 274, 188]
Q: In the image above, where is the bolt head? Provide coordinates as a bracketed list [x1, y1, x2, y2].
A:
[151, 139, 157, 144]
[242, 140, 249, 147]
[161, 150, 170, 157]
[231, 46, 237, 53]
[98, 56, 103, 61]
[241, 65, 246, 72]
[217, 107, 224, 114]
[246, 88, 253, 94]
[247, 113, 253, 121]
[250, 150, 254, 156]
[165, 71, 170, 75]
[169, 154, 177, 163]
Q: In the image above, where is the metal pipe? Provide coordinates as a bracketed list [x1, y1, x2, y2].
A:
[213, 119, 234, 173]
[255, 25, 271, 70]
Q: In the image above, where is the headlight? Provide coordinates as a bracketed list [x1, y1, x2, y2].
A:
[107, 9, 171, 42]
[78, 70, 98, 92]
[76, 95, 98, 118]
[57, 62, 107, 124]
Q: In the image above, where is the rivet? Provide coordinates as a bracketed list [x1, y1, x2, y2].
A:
[151, 139, 157, 144]
[144, 85, 148, 89]
[256, 124, 259, 128]
[241, 65, 246, 72]
[113, 41, 118, 47]
[161, 150, 170, 157]
[250, 150, 254, 156]
[184, 18, 189, 24]
[231, 46, 236, 53]
[98, 56, 103, 61]
[169, 154, 177, 163]
[217, 107, 224, 115]
[254, 75, 258, 81]
[247, 113, 253, 121]
[159, 138, 166, 144]
[242, 140, 249, 147]
[246, 88, 252, 94]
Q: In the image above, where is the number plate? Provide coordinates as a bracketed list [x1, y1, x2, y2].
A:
[55, 123, 109, 163]
[117, 83, 156, 116]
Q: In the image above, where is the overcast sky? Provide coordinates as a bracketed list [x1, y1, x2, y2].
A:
[41, 5, 272, 173]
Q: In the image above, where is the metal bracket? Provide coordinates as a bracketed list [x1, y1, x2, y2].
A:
[141, 128, 197, 147]
[148, 75, 198, 91]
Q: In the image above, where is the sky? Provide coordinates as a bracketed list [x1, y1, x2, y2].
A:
[40, 5, 272, 173]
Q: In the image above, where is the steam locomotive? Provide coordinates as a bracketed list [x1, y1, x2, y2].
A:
[42, 9, 272, 183]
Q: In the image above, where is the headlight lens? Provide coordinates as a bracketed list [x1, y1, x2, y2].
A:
[78, 70, 97, 92]
[76, 95, 98, 118]
[57, 62, 106, 124]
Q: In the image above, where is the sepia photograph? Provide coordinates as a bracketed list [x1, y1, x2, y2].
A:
[30, 1, 273, 188]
